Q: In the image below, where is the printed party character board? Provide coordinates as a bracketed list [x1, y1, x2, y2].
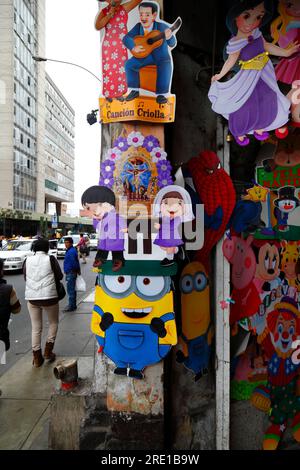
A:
[187, 151, 236, 269]
[152, 185, 194, 266]
[250, 297, 300, 450]
[271, 0, 300, 85]
[208, 0, 299, 146]
[98, 1, 182, 123]
[90, 260, 178, 380]
[81, 186, 127, 272]
[95, 0, 143, 100]
[99, 130, 172, 219]
[255, 163, 300, 240]
[176, 262, 214, 381]
[222, 235, 261, 331]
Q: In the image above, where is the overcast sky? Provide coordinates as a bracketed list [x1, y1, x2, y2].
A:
[45, 0, 102, 215]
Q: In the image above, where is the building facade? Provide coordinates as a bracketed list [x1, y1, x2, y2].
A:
[45, 73, 75, 214]
[0, 0, 74, 217]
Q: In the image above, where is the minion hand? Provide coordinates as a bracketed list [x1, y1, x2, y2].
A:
[150, 318, 167, 338]
[100, 312, 114, 331]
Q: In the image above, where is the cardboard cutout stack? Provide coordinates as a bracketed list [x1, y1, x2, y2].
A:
[96, 1, 182, 123]
[83, 159, 197, 379]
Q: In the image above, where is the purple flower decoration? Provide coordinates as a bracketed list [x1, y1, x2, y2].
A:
[100, 159, 115, 178]
[157, 160, 172, 175]
[143, 135, 160, 153]
[113, 136, 129, 152]
[99, 175, 114, 188]
[157, 174, 173, 189]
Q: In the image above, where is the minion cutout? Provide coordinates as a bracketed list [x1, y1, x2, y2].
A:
[177, 261, 213, 381]
[91, 262, 177, 380]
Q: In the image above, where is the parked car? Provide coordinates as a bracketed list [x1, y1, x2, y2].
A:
[0, 239, 35, 272]
[89, 233, 98, 251]
[57, 234, 90, 258]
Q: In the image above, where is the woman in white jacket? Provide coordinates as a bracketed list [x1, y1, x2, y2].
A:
[24, 238, 63, 367]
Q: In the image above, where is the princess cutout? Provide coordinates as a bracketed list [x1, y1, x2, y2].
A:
[271, 0, 300, 85]
[208, 0, 300, 146]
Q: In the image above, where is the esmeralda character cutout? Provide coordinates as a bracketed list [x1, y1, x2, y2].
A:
[208, 0, 299, 146]
[81, 185, 126, 272]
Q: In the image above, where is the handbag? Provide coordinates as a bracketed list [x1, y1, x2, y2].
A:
[75, 274, 86, 292]
[50, 255, 66, 301]
[57, 281, 66, 301]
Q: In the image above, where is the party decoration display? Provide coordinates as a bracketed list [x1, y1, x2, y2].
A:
[100, 131, 172, 219]
[222, 235, 261, 328]
[91, 263, 177, 379]
[250, 297, 300, 451]
[81, 186, 126, 272]
[187, 151, 236, 268]
[280, 240, 300, 288]
[271, 0, 300, 85]
[231, 339, 268, 401]
[95, 0, 143, 100]
[98, 1, 182, 124]
[208, 0, 300, 146]
[176, 262, 213, 381]
[255, 162, 300, 240]
[253, 241, 283, 294]
[229, 184, 269, 234]
[152, 185, 195, 266]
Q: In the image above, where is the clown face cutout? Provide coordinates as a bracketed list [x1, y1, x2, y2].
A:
[271, 314, 297, 353]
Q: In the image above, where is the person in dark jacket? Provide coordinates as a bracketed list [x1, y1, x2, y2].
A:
[63, 237, 81, 312]
[0, 258, 21, 353]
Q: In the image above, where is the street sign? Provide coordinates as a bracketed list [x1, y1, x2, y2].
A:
[51, 213, 58, 229]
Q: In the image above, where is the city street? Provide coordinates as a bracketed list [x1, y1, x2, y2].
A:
[0, 255, 97, 377]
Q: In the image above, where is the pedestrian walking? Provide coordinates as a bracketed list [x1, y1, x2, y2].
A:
[77, 233, 88, 264]
[24, 238, 63, 367]
[63, 237, 81, 312]
[0, 258, 21, 352]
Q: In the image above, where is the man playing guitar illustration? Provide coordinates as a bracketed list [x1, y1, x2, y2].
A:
[121, 1, 181, 104]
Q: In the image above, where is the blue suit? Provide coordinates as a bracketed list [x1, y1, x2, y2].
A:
[123, 21, 176, 95]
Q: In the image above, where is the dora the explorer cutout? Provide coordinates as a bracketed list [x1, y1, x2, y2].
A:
[98, 1, 182, 123]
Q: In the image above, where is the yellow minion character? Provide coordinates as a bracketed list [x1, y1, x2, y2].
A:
[177, 261, 214, 381]
[91, 266, 177, 380]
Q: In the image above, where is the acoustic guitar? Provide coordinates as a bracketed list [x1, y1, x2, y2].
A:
[131, 17, 182, 59]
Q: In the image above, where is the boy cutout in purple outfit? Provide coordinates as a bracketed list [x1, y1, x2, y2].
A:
[153, 185, 194, 266]
[208, 0, 300, 146]
[81, 186, 126, 272]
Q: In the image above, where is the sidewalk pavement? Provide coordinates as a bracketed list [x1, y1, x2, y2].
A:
[0, 291, 96, 450]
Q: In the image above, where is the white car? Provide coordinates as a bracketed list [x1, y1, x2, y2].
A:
[0, 239, 35, 272]
[89, 233, 98, 251]
[0, 238, 58, 272]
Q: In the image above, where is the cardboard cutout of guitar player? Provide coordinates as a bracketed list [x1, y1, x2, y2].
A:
[99, 1, 182, 124]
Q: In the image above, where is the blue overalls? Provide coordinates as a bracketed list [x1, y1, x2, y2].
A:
[182, 329, 211, 375]
[95, 307, 174, 371]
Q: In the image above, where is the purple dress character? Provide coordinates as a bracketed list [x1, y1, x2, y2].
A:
[153, 185, 194, 267]
[208, 0, 299, 146]
[81, 186, 126, 272]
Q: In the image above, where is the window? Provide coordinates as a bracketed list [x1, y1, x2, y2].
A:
[27, 138, 30, 148]
[28, 34, 31, 44]
[20, 134, 23, 144]
[14, 82, 16, 93]
[27, 97, 30, 107]
[28, 76, 31, 86]
[27, 117, 30, 127]
[27, 159, 30, 169]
